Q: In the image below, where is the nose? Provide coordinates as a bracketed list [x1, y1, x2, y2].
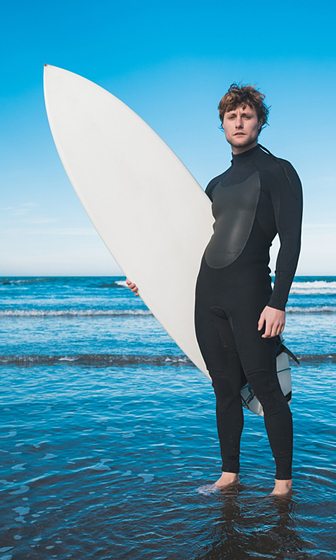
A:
[235, 116, 243, 128]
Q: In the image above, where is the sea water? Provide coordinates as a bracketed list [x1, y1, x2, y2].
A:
[0, 276, 335, 559]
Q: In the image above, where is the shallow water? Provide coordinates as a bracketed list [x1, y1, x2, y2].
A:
[0, 277, 335, 559]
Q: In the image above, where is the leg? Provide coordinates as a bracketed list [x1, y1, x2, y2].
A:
[195, 302, 244, 479]
[230, 298, 293, 488]
[245, 359, 293, 495]
[246, 358, 293, 481]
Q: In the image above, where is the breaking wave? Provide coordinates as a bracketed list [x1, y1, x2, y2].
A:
[290, 281, 336, 295]
[0, 353, 335, 367]
[0, 309, 153, 317]
[286, 306, 336, 314]
[1, 306, 335, 317]
[0, 354, 192, 367]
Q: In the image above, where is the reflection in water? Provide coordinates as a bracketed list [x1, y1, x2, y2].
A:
[195, 491, 312, 560]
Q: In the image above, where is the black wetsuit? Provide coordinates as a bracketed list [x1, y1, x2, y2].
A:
[195, 144, 303, 480]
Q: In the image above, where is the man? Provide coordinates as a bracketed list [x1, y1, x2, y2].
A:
[194, 84, 302, 495]
[128, 83, 303, 496]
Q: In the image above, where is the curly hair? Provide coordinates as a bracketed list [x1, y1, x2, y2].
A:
[218, 83, 269, 129]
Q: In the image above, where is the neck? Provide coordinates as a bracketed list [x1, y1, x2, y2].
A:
[231, 139, 258, 155]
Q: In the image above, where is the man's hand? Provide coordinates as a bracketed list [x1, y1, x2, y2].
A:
[258, 306, 285, 338]
[126, 278, 139, 296]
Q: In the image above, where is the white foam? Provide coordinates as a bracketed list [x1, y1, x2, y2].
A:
[115, 280, 128, 287]
[290, 281, 336, 295]
[287, 306, 336, 314]
[0, 309, 152, 317]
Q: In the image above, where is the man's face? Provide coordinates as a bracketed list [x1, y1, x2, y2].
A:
[222, 104, 262, 154]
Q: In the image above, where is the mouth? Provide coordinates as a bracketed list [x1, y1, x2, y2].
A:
[234, 132, 245, 136]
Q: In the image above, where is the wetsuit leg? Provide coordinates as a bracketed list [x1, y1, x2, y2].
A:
[195, 302, 246, 473]
[229, 297, 293, 480]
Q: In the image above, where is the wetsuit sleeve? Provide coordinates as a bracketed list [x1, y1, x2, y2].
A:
[266, 163, 303, 311]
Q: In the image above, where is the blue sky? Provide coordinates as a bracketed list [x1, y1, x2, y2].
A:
[1, 0, 336, 276]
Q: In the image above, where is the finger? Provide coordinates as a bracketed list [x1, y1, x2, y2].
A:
[262, 325, 272, 338]
[272, 324, 281, 338]
[271, 325, 278, 338]
[258, 314, 265, 331]
[278, 323, 285, 335]
[264, 318, 275, 338]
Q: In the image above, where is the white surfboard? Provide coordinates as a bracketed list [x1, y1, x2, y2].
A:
[44, 65, 292, 415]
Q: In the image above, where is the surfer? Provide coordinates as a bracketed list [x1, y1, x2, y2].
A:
[127, 83, 302, 496]
[194, 84, 302, 496]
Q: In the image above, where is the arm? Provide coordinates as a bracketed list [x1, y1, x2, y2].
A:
[258, 162, 303, 337]
[267, 161, 303, 311]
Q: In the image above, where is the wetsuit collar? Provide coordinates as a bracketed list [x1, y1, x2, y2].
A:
[231, 145, 263, 166]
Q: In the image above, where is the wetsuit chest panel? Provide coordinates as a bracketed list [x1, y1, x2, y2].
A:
[204, 171, 261, 268]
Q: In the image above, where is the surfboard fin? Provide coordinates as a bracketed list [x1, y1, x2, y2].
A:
[275, 336, 300, 365]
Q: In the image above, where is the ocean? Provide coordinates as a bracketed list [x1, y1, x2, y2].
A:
[0, 276, 335, 559]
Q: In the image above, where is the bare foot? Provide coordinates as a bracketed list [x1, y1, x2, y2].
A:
[197, 472, 239, 495]
[215, 472, 239, 488]
[271, 479, 293, 496]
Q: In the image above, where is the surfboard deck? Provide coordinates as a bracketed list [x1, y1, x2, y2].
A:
[44, 65, 292, 415]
